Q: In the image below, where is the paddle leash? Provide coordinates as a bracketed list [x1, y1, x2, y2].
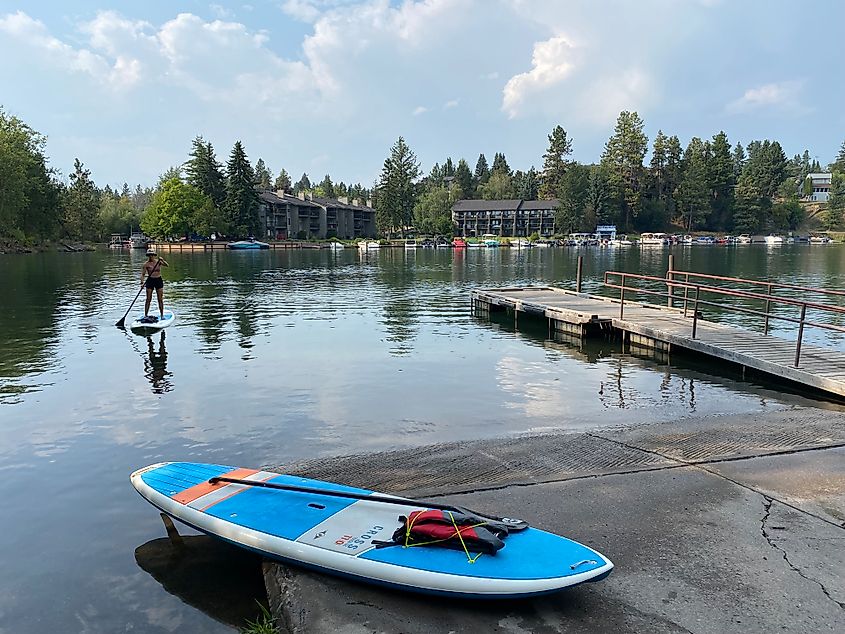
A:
[116, 257, 162, 328]
[207, 476, 529, 531]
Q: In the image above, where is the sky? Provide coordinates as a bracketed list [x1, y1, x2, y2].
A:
[0, 0, 843, 188]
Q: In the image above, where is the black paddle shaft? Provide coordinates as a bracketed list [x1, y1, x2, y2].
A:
[207, 476, 529, 531]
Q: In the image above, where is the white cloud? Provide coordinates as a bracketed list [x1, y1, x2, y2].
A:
[209, 4, 233, 19]
[727, 81, 804, 113]
[282, 0, 321, 22]
[412, 105, 428, 116]
[576, 68, 653, 125]
[443, 99, 459, 109]
[502, 35, 576, 118]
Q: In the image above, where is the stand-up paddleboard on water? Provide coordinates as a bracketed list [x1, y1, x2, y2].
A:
[131, 462, 613, 598]
[129, 311, 176, 332]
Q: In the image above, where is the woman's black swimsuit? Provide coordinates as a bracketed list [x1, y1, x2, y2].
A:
[145, 276, 163, 289]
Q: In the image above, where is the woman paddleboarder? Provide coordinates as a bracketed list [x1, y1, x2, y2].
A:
[140, 249, 169, 321]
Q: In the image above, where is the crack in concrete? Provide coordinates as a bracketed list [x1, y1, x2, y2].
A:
[760, 497, 845, 611]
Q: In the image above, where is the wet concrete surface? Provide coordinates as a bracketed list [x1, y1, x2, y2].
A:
[264, 407, 845, 633]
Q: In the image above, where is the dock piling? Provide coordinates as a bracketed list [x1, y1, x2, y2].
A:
[794, 303, 806, 367]
[576, 256, 583, 293]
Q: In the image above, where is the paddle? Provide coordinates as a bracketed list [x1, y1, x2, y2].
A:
[207, 476, 529, 531]
[116, 257, 162, 328]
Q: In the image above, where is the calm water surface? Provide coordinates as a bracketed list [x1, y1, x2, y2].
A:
[1, 245, 843, 632]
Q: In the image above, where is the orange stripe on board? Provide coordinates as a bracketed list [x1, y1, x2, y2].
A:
[198, 471, 277, 511]
[172, 468, 258, 504]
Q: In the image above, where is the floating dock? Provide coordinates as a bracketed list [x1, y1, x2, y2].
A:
[471, 285, 845, 399]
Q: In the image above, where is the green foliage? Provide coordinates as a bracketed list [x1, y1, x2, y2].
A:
[98, 189, 141, 237]
[63, 158, 100, 241]
[240, 602, 280, 634]
[733, 183, 766, 233]
[414, 186, 454, 235]
[802, 176, 814, 198]
[707, 131, 735, 229]
[224, 141, 260, 237]
[273, 168, 291, 192]
[513, 168, 539, 200]
[316, 174, 335, 198]
[491, 152, 510, 176]
[293, 173, 311, 194]
[140, 178, 214, 238]
[453, 158, 473, 199]
[676, 137, 710, 231]
[254, 158, 272, 189]
[478, 171, 514, 200]
[555, 163, 590, 233]
[473, 154, 490, 187]
[830, 139, 845, 173]
[822, 173, 845, 230]
[0, 107, 61, 240]
[600, 111, 648, 230]
[375, 136, 420, 234]
[184, 137, 225, 209]
[538, 125, 572, 200]
[771, 196, 804, 231]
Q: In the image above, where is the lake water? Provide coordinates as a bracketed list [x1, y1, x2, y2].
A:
[1, 245, 843, 632]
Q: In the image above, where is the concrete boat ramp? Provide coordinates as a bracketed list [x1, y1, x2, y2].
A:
[263, 407, 845, 633]
[471, 285, 845, 399]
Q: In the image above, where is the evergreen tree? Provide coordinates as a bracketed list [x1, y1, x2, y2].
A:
[374, 136, 420, 235]
[733, 183, 765, 233]
[293, 173, 311, 194]
[317, 174, 335, 198]
[514, 167, 539, 200]
[157, 166, 182, 188]
[538, 125, 573, 200]
[732, 142, 746, 180]
[428, 162, 444, 187]
[584, 167, 610, 227]
[454, 159, 474, 198]
[184, 137, 225, 210]
[63, 158, 100, 241]
[676, 138, 710, 231]
[555, 163, 589, 233]
[664, 135, 683, 220]
[648, 130, 669, 200]
[223, 141, 260, 237]
[473, 154, 490, 186]
[443, 158, 455, 177]
[823, 173, 845, 229]
[491, 152, 511, 176]
[479, 171, 514, 199]
[831, 139, 845, 173]
[707, 131, 735, 230]
[254, 158, 272, 189]
[600, 111, 648, 230]
[273, 169, 292, 192]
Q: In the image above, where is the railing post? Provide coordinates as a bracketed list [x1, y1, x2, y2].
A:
[667, 254, 674, 308]
[794, 303, 806, 368]
[683, 273, 690, 317]
[619, 275, 626, 319]
[576, 255, 583, 293]
[763, 282, 772, 336]
[691, 286, 701, 339]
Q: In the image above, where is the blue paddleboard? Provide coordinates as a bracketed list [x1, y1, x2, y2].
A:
[129, 310, 176, 332]
[131, 462, 613, 598]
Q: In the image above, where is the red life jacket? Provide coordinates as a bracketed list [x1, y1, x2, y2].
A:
[389, 509, 506, 555]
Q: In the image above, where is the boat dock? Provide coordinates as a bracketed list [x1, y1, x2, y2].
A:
[471, 269, 845, 399]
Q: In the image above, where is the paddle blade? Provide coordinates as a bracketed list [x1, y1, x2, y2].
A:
[116, 317, 126, 328]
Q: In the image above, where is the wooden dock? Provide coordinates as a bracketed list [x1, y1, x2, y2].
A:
[471, 286, 845, 399]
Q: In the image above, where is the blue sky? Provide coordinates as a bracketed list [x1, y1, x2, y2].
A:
[1, 0, 842, 188]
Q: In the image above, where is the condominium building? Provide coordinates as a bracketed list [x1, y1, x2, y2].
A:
[451, 199, 559, 237]
[258, 191, 376, 239]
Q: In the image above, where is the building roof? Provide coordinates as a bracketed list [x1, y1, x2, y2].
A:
[452, 199, 560, 212]
[520, 199, 560, 210]
[312, 196, 374, 212]
[452, 199, 522, 211]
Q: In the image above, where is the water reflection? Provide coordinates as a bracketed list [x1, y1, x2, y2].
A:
[144, 331, 172, 394]
[135, 533, 268, 629]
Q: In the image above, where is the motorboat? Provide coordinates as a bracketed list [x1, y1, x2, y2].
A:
[534, 240, 552, 248]
[694, 236, 715, 245]
[435, 238, 452, 248]
[611, 235, 633, 247]
[452, 237, 467, 248]
[467, 240, 483, 248]
[681, 235, 693, 245]
[764, 235, 784, 245]
[484, 239, 500, 248]
[358, 240, 380, 250]
[420, 238, 435, 248]
[736, 234, 752, 244]
[228, 239, 270, 250]
[404, 239, 417, 249]
[129, 231, 149, 249]
[640, 232, 668, 246]
[514, 239, 532, 248]
[810, 235, 832, 244]
[329, 241, 344, 250]
[109, 234, 129, 249]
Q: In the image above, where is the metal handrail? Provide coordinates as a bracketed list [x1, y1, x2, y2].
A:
[668, 269, 845, 299]
[603, 271, 845, 368]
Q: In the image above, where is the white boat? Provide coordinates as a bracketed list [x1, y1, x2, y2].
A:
[228, 239, 270, 250]
[736, 234, 752, 244]
[640, 232, 668, 246]
[404, 240, 417, 249]
[467, 241, 483, 248]
[515, 239, 532, 248]
[680, 235, 693, 245]
[129, 231, 149, 249]
[329, 241, 344, 250]
[611, 236, 633, 247]
[764, 235, 784, 245]
[358, 240, 380, 250]
[810, 235, 832, 244]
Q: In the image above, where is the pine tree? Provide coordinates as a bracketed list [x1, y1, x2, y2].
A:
[443, 158, 455, 177]
[600, 111, 648, 230]
[224, 141, 260, 237]
[584, 167, 610, 227]
[64, 158, 100, 241]
[454, 159, 474, 198]
[733, 183, 765, 233]
[473, 154, 490, 186]
[555, 163, 589, 233]
[538, 125, 573, 200]
[254, 158, 272, 189]
[273, 169, 291, 192]
[831, 139, 845, 173]
[649, 130, 669, 200]
[374, 136, 420, 235]
[491, 152, 511, 176]
[184, 137, 225, 210]
[708, 131, 735, 230]
[823, 173, 845, 229]
[732, 142, 746, 180]
[317, 174, 335, 198]
[293, 173, 311, 194]
[676, 138, 710, 231]
[665, 135, 683, 220]
[515, 167, 539, 200]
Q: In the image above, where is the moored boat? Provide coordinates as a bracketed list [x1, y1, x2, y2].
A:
[452, 237, 467, 248]
[764, 235, 784, 245]
[129, 231, 149, 249]
[640, 232, 668, 246]
[404, 239, 417, 249]
[228, 239, 270, 250]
